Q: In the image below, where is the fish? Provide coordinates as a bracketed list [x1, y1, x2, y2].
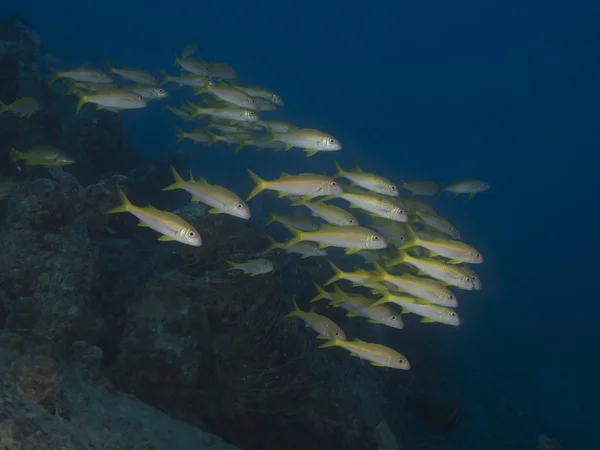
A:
[253, 97, 277, 111]
[328, 191, 408, 223]
[130, 85, 168, 101]
[268, 128, 342, 156]
[76, 89, 147, 114]
[162, 166, 250, 219]
[198, 80, 258, 110]
[265, 211, 320, 231]
[175, 57, 209, 76]
[264, 234, 327, 258]
[334, 294, 404, 329]
[181, 40, 198, 58]
[291, 199, 358, 226]
[256, 120, 297, 133]
[227, 258, 273, 275]
[234, 137, 287, 153]
[206, 62, 237, 79]
[400, 181, 438, 196]
[324, 261, 375, 285]
[386, 250, 474, 290]
[442, 179, 490, 199]
[402, 198, 436, 215]
[9, 146, 75, 167]
[285, 297, 346, 340]
[49, 68, 112, 84]
[246, 171, 342, 201]
[370, 217, 409, 247]
[414, 211, 460, 239]
[175, 128, 216, 145]
[0, 97, 42, 117]
[373, 293, 461, 326]
[368, 264, 458, 307]
[283, 224, 387, 254]
[161, 72, 207, 88]
[106, 188, 202, 247]
[188, 105, 258, 122]
[106, 64, 159, 86]
[164, 105, 193, 120]
[457, 264, 482, 290]
[236, 85, 284, 106]
[401, 225, 483, 264]
[333, 161, 398, 196]
[319, 337, 410, 370]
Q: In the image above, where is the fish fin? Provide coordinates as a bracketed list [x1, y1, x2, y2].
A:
[106, 188, 133, 214]
[310, 282, 328, 303]
[300, 254, 310, 259]
[448, 259, 462, 264]
[316, 335, 328, 340]
[190, 196, 202, 203]
[333, 160, 344, 178]
[246, 169, 267, 201]
[0, 101, 6, 115]
[324, 261, 344, 286]
[163, 165, 186, 191]
[225, 260, 237, 271]
[137, 222, 149, 227]
[282, 224, 304, 248]
[469, 192, 476, 200]
[8, 148, 19, 164]
[208, 208, 223, 214]
[346, 311, 359, 317]
[401, 308, 411, 314]
[355, 160, 364, 172]
[304, 150, 317, 157]
[420, 317, 436, 323]
[284, 145, 293, 151]
[370, 362, 385, 367]
[48, 67, 60, 85]
[158, 235, 174, 241]
[75, 91, 88, 115]
[344, 248, 360, 255]
[367, 320, 380, 324]
[175, 128, 185, 144]
[349, 353, 359, 357]
[318, 336, 342, 349]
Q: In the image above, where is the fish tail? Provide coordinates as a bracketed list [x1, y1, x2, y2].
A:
[318, 336, 342, 349]
[264, 128, 278, 143]
[265, 210, 277, 226]
[234, 140, 248, 153]
[289, 198, 307, 207]
[366, 263, 388, 283]
[264, 233, 280, 253]
[282, 224, 304, 248]
[163, 165, 186, 191]
[310, 282, 327, 303]
[333, 160, 344, 178]
[324, 260, 344, 286]
[159, 70, 171, 85]
[0, 101, 6, 115]
[48, 67, 59, 85]
[187, 101, 201, 119]
[246, 169, 267, 201]
[75, 91, 88, 115]
[202, 129, 218, 147]
[225, 260, 238, 271]
[284, 297, 302, 318]
[354, 160, 363, 172]
[175, 128, 186, 144]
[437, 182, 446, 197]
[106, 187, 133, 214]
[105, 61, 115, 73]
[386, 250, 407, 267]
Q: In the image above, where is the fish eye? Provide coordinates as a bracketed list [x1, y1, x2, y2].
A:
[391, 315, 397, 320]
[264, 261, 269, 266]
[450, 312, 457, 316]
[374, 236, 379, 240]
[138, 96, 143, 101]
[249, 112, 255, 116]
[329, 138, 335, 144]
[335, 332, 340, 336]
[188, 231, 196, 237]
[398, 358, 404, 363]
[158, 89, 164, 94]
[391, 185, 397, 190]
[348, 219, 355, 224]
[236, 203, 243, 209]
[331, 181, 337, 186]
[448, 294, 455, 300]
[475, 253, 481, 257]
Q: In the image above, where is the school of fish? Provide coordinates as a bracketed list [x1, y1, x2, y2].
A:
[1, 38, 491, 371]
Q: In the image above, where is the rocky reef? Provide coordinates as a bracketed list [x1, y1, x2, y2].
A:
[0, 15, 388, 450]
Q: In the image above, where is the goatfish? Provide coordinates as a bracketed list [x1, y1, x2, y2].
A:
[267, 128, 342, 156]
[246, 170, 342, 201]
[106, 188, 202, 247]
[106, 64, 159, 86]
[76, 89, 147, 114]
[175, 128, 216, 145]
[319, 337, 410, 370]
[188, 105, 258, 122]
[130, 85, 168, 101]
[442, 179, 490, 198]
[310, 282, 335, 303]
[236, 85, 284, 106]
[401, 225, 483, 264]
[400, 181, 438, 196]
[327, 190, 408, 223]
[324, 261, 375, 286]
[9, 146, 74, 167]
[162, 166, 250, 219]
[198, 80, 257, 110]
[0, 97, 42, 117]
[227, 258, 273, 275]
[283, 224, 387, 254]
[49, 68, 112, 84]
[386, 250, 474, 290]
[373, 293, 461, 326]
[285, 298, 346, 340]
[175, 57, 209, 76]
[291, 199, 358, 226]
[368, 264, 458, 307]
[265, 211, 320, 231]
[333, 161, 398, 197]
[414, 211, 460, 239]
[330, 293, 404, 329]
[161, 72, 207, 88]
[264, 234, 327, 258]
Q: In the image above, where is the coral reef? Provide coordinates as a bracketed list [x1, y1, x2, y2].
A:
[0, 16, 386, 450]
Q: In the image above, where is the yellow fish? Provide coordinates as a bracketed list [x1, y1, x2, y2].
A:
[319, 337, 410, 370]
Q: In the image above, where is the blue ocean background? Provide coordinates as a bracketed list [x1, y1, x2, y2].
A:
[3, 0, 598, 447]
